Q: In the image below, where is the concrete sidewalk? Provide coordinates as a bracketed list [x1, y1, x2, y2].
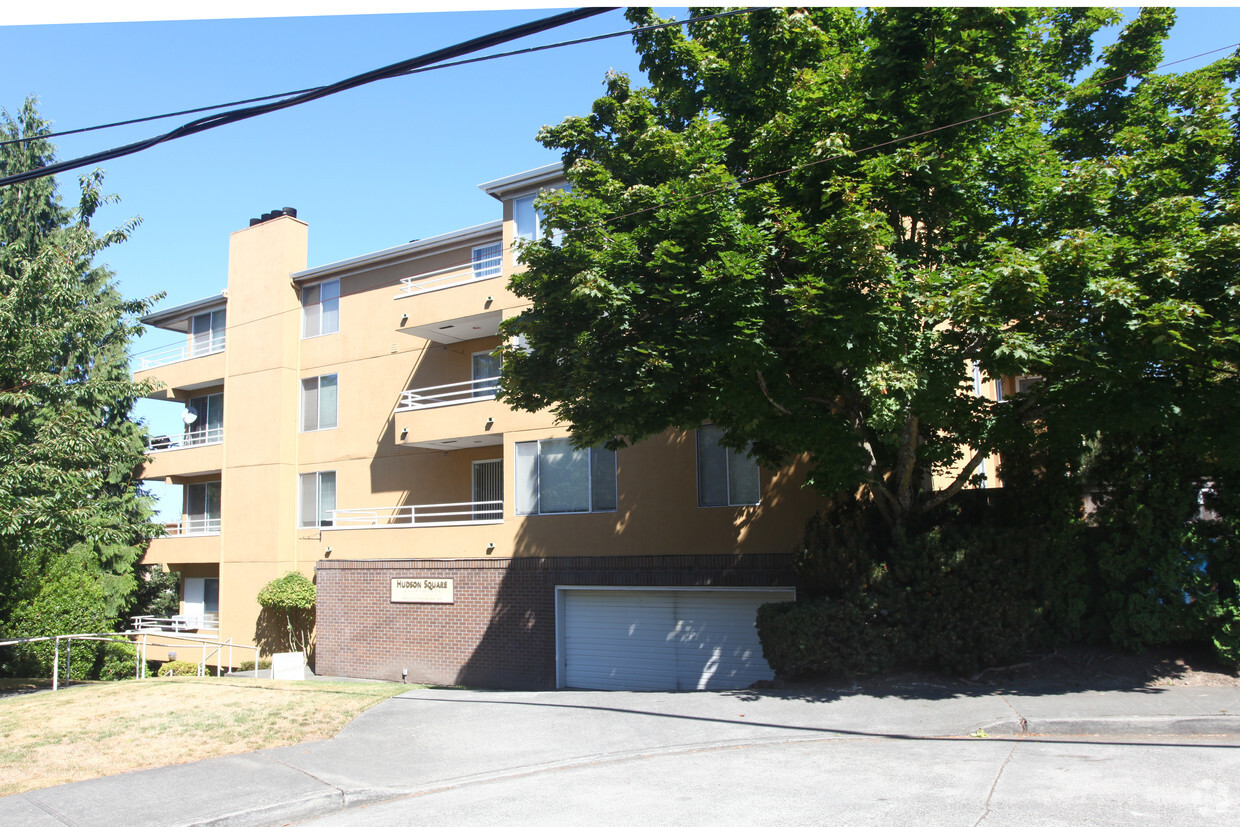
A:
[4, 683, 1238, 826]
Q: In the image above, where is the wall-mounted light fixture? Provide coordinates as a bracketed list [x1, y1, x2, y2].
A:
[400, 428, 408, 440]
[486, 417, 494, 424]
[486, 542, 495, 554]
[324, 546, 333, 557]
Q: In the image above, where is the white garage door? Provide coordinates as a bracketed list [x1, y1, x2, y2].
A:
[561, 588, 793, 691]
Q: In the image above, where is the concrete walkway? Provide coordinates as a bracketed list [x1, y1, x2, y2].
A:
[4, 683, 1238, 826]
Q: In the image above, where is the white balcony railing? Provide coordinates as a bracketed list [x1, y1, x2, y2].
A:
[395, 254, 502, 299]
[161, 517, 221, 537]
[327, 500, 503, 529]
[396, 377, 499, 411]
[148, 427, 224, 452]
[131, 614, 220, 635]
[136, 338, 225, 371]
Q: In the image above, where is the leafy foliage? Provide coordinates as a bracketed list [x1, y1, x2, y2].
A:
[256, 571, 316, 654]
[500, 8, 1240, 536]
[0, 98, 160, 661]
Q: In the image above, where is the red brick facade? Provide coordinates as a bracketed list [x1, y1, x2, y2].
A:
[314, 554, 796, 689]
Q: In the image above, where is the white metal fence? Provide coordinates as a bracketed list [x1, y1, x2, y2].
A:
[328, 500, 503, 528]
[147, 427, 224, 452]
[162, 517, 221, 537]
[396, 377, 499, 411]
[395, 254, 503, 299]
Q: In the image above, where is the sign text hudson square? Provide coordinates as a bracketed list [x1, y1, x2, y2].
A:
[390, 577, 454, 604]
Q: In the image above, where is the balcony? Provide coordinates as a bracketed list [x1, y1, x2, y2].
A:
[136, 338, 225, 371]
[162, 517, 221, 537]
[131, 614, 219, 636]
[148, 427, 224, 452]
[327, 500, 503, 529]
[396, 377, 498, 412]
[394, 258, 506, 345]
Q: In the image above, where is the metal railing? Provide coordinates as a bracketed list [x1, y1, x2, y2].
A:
[328, 500, 503, 528]
[136, 338, 225, 371]
[131, 614, 220, 635]
[396, 377, 499, 411]
[395, 254, 502, 298]
[161, 517, 221, 537]
[147, 427, 224, 452]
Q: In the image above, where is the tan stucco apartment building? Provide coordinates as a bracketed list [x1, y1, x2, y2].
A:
[135, 164, 828, 691]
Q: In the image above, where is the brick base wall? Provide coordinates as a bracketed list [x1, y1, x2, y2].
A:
[314, 553, 796, 689]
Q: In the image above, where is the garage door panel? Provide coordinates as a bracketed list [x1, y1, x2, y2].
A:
[562, 588, 792, 691]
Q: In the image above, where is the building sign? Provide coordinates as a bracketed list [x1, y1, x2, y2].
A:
[391, 577, 454, 604]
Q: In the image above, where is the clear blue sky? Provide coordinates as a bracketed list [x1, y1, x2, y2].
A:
[1, 6, 1236, 514]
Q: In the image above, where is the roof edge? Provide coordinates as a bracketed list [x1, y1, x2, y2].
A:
[477, 162, 565, 200]
[140, 292, 228, 329]
[291, 220, 502, 283]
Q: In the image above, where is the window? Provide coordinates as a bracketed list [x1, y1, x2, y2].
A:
[184, 481, 221, 533]
[302, 279, 339, 338]
[190, 309, 225, 357]
[472, 350, 501, 398]
[514, 185, 569, 247]
[697, 426, 761, 507]
[514, 194, 541, 243]
[515, 439, 616, 515]
[301, 374, 338, 431]
[183, 577, 219, 623]
[184, 392, 223, 445]
[472, 243, 502, 279]
[299, 471, 336, 528]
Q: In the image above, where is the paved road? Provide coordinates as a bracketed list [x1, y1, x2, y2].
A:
[4, 685, 1239, 826]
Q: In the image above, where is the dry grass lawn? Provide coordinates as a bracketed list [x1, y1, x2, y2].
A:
[0, 677, 409, 795]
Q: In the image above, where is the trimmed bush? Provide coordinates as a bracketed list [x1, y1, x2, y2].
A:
[156, 660, 203, 677]
[757, 595, 899, 678]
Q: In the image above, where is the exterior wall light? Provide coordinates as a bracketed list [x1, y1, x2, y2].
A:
[400, 428, 408, 440]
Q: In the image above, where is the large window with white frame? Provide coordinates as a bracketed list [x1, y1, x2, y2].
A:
[514, 185, 570, 248]
[299, 471, 336, 528]
[301, 374, 338, 431]
[696, 426, 761, 507]
[189, 309, 226, 357]
[515, 439, 616, 515]
[302, 278, 339, 338]
[184, 480, 221, 533]
[472, 243, 502, 279]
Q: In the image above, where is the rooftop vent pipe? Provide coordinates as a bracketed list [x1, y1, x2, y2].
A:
[248, 207, 299, 226]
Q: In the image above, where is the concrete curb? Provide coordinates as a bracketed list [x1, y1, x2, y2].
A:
[980, 714, 1240, 738]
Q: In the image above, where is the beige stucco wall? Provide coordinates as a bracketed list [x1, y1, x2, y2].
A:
[135, 195, 826, 659]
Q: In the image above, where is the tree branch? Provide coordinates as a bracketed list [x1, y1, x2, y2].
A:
[920, 449, 988, 513]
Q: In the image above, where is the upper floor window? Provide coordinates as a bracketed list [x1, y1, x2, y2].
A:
[184, 392, 223, 446]
[302, 279, 339, 338]
[301, 374, 338, 431]
[514, 194, 542, 243]
[472, 243, 502, 279]
[514, 185, 569, 246]
[184, 480, 221, 533]
[515, 438, 616, 515]
[472, 351, 501, 399]
[190, 309, 225, 357]
[697, 426, 761, 507]
[299, 470, 336, 528]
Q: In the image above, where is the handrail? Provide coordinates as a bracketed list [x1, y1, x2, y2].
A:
[396, 376, 499, 411]
[135, 338, 225, 371]
[328, 500, 503, 529]
[395, 254, 502, 299]
[131, 614, 220, 635]
[148, 426, 224, 452]
[161, 517, 221, 537]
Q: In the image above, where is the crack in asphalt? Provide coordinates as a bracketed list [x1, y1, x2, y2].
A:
[972, 741, 1019, 826]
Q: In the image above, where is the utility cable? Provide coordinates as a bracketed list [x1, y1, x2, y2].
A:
[0, 7, 616, 188]
[88, 39, 1240, 365]
[0, 7, 759, 150]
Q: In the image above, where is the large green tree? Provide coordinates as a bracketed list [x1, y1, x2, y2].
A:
[0, 98, 159, 651]
[501, 7, 1240, 535]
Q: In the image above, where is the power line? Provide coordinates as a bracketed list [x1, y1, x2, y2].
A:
[0, 7, 617, 188]
[0, 8, 759, 150]
[123, 38, 1240, 364]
